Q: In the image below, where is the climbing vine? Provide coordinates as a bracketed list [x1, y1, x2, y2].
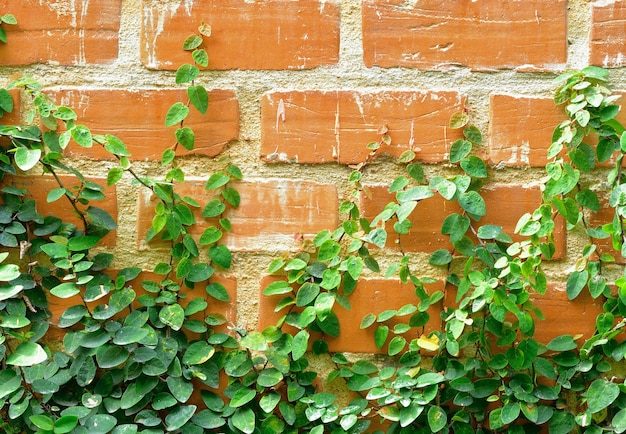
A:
[1, 15, 626, 434]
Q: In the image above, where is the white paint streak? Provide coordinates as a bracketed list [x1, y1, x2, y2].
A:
[334, 97, 341, 160]
[276, 98, 286, 131]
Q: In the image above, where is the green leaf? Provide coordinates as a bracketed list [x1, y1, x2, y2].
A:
[167, 376, 194, 403]
[613, 408, 626, 433]
[172, 127, 195, 151]
[318, 311, 340, 338]
[430, 249, 452, 266]
[587, 379, 620, 414]
[188, 85, 209, 114]
[14, 147, 41, 171]
[388, 336, 406, 356]
[367, 228, 387, 248]
[463, 125, 483, 144]
[7, 342, 47, 366]
[105, 135, 131, 156]
[192, 48, 209, 67]
[87, 206, 117, 231]
[68, 235, 100, 251]
[427, 405, 447, 432]
[0, 263, 20, 281]
[241, 331, 267, 351]
[175, 64, 199, 84]
[210, 244, 232, 268]
[222, 187, 240, 207]
[204, 282, 228, 302]
[202, 199, 226, 217]
[0, 88, 12, 113]
[263, 280, 292, 296]
[107, 167, 124, 186]
[71, 125, 93, 147]
[546, 335, 577, 352]
[54, 415, 79, 434]
[257, 368, 284, 387]
[374, 325, 389, 349]
[318, 239, 341, 261]
[566, 270, 588, 300]
[460, 156, 487, 178]
[30, 415, 54, 431]
[0, 369, 22, 400]
[159, 304, 185, 331]
[50, 282, 80, 298]
[183, 34, 203, 50]
[166, 405, 197, 431]
[232, 408, 255, 434]
[182, 341, 214, 365]
[205, 172, 230, 190]
[231, 388, 256, 408]
[449, 112, 469, 129]
[296, 282, 320, 307]
[396, 185, 434, 203]
[113, 327, 149, 345]
[292, 329, 309, 360]
[165, 102, 189, 127]
[96, 344, 129, 368]
[459, 191, 486, 217]
[449, 139, 472, 163]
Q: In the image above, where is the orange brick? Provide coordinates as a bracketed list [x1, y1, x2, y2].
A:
[49, 88, 238, 160]
[0, 0, 121, 65]
[141, 0, 339, 70]
[258, 276, 443, 354]
[362, 0, 567, 71]
[136, 179, 338, 252]
[359, 183, 566, 259]
[530, 283, 603, 345]
[590, 1, 626, 68]
[2, 175, 117, 247]
[489, 95, 565, 167]
[261, 90, 465, 164]
[490, 93, 626, 167]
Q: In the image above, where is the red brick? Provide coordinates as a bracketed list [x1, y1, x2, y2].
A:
[2, 175, 117, 247]
[258, 276, 443, 354]
[530, 283, 603, 345]
[49, 88, 238, 160]
[489, 95, 565, 167]
[137, 180, 338, 252]
[590, 1, 626, 68]
[261, 91, 465, 164]
[359, 183, 566, 259]
[141, 0, 339, 70]
[490, 93, 626, 167]
[0, 0, 121, 65]
[362, 0, 567, 71]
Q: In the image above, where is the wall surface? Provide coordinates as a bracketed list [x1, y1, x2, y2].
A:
[1, 0, 626, 357]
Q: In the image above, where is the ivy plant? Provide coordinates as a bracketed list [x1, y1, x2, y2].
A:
[2, 13, 626, 434]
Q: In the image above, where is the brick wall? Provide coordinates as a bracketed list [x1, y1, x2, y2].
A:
[0, 0, 625, 354]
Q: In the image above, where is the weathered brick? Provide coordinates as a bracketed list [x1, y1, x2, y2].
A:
[0, 0, 121, 65]
[490, 93, 626, 167]
[49, 88, 238, 160]
[2, 175, 117, 247]
[141, 0, 340, 70]
[530, 283, 604, 345]
[261, 90, 465, 164]
[258, 276, 443, 354]
[359, 183, 566, 258]
[590, 1, 626, 68]
[137, 179, 338, 251]
[489, 95, 565, 167]
[362, 0, 567, 71]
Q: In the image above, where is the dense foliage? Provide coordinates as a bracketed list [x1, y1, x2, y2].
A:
[2, 17, 626, 434]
